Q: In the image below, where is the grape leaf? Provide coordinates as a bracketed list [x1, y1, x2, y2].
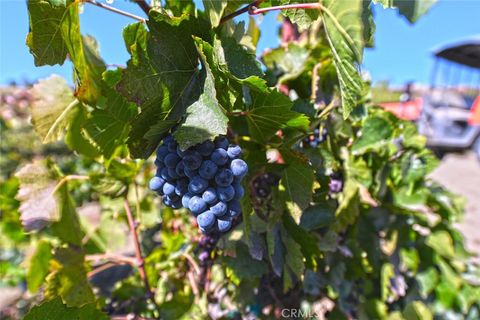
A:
[300, 202, 335, 231]
[26, 0, 73, 66]
[51, 183, 84, 246]
[45, 247, 95, 307]
[277, 0, 320, 31]
[15, 162, 60, 231]
[213, 36, 264, 80]
[243, 86, 309, 143]
[320, 0, 365, 118]
[24, 297, 108, 320]
[376, 0, 437, 23]
[203, 0, 228, 27]
[223, 243, 268, 279]
[27, 0, 104, 103]
[173, 42, 229, 150]
[30, 75, 78, 143]
[351, 115, 394, 154]
[117, 13, 210, 158]
[403, 301, 433, 320]
[84, 70, 138, 158]
[280, 150, 314, 211]
[416, 267, 439, 298]
[27, 240, 53, 293]
[262, 44, 310, 83]
[426, 231, 455, 258]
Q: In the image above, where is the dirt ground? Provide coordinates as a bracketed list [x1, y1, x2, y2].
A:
[430, 151, 480, 258]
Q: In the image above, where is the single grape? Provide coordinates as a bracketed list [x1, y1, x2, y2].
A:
[163, 135, 174, 144]
[188, 196, 207, 215]
[211, 148, 228, 166]
[163, 197, 172, 207]
[230, 159, 248, 177]
[210, 201, 227, 217]
[156, 145, 169, 161]
[173, 161, 184, 176]
[184, 167, 198, 178]
[162, 182, 176, 196]
[202, 187, 218, 204]
[176, 145, 187, 157]
[154, 158, 164, 168]
[215, 168, 234, 187]
[170, 199, 183, 209]
[182, 193, 194, 208]
[149, 176, 165, 192]
[175, 178, 189, 196]
[167, 167, 180, 179]
[227, 145, 242, 159]
[233, 183, 244, 200]
[198, 160, 218, 179]
[217, 185, 235, 202]
[164, 153, 180, 168]
[160, 167, 171, 181]
[215, 136, 229, 150]
[217, 217, 232, 232]
[167, 140, 178, 153]
[198, 251, 209, 262]
[227, 200, 242, 218]
[197, 210, 216, 231]
[188, 176, 208, 194]
[197, 140, 215, 156]
[183, 151, 202, 170]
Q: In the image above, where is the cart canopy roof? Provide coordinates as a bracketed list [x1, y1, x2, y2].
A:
[434, 36, 480, 69]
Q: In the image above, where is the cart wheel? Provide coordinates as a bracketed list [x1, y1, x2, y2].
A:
[474, 136, 480, 161]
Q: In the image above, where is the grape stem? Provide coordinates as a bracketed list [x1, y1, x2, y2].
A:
[83, 0, 146, 23]
[220, 1, 321, 24]
[123, 198, 160, 313]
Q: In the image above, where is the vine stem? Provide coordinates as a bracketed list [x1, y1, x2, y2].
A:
[123, 198, 160, 313]
[135, 0, 151, 15]
[219, 0, 265, 24]
[83, 0, 146, 23]
[249, 3, 320, 15]
[220, 1, 320, 24]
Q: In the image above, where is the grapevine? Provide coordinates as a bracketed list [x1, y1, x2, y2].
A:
[0, 1, 478, 320]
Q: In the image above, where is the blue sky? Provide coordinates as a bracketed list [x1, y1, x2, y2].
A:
[0, 0, 479, 86]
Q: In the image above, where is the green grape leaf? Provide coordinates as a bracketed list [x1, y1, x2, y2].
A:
[173, 42, 229, 150]
[403, 301, 433, 320]
[45, 247, 95, 307]
[244, 87, 309, 143]
[213, 36, 264, 80]
[426, 230, 455, 259]
[416, 267, 438, 298]
[320, 0, 365, 118]
[262, 44, 310, 83]
[27, 240, 53, 293]
[300, 202, 335, 231]
[30, 75, 78, 143]
[27, 0, 105, 103]
[351, 115, 394, 154]
[117, 14, 210, 158]
[203, 0, 228, 27]
[84, 71, 138, 158]
[376, 0, 437, 23]
[223, 243, 268, 279]
[267, 223, 285, 277]
[280, 150, 315, 211]
[278, 0, 320, 31]
[50, 183, 84, 246]
[24, 297, 108, 320]
[26, 0, 72, 66]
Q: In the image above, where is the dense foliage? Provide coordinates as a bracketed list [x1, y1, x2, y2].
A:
[1, 0, 479, 319]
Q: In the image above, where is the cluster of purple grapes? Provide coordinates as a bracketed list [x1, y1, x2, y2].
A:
[252, 172, 280, 199]
[302, 127, 327, 148]
[149, 135, 248, 233]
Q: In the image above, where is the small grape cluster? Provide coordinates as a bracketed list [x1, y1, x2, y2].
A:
[149, 135, 248, 234]
[302, 127, 327, 148]
[329, 172, 343, 194]
[252, 172, 280, 199]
